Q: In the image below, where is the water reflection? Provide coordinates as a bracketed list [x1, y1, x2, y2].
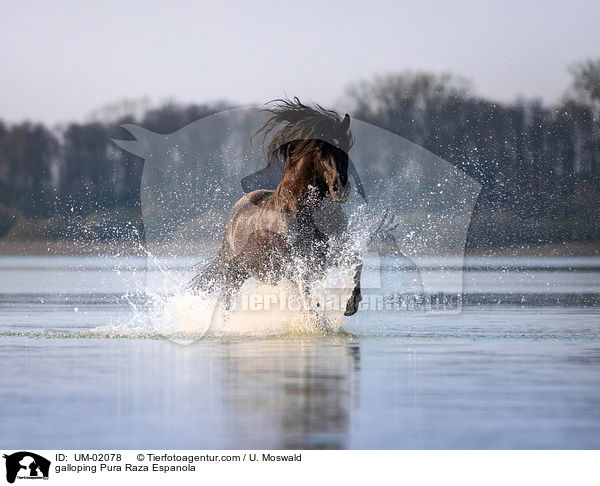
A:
[218, 338, 360, 449]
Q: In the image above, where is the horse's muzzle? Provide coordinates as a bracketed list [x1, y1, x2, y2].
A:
[330, 182, 350, 203]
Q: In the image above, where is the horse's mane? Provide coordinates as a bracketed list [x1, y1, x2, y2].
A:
[253, 97, 354, 167]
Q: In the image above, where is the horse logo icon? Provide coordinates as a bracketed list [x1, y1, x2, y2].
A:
[112, 103, 481, 340]
[3, 452, 51, 483]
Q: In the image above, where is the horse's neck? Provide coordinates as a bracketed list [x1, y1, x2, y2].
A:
[269, 157, 322, 213]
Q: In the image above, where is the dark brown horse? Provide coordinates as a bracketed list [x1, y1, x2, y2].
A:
[191, 98, 362, 316]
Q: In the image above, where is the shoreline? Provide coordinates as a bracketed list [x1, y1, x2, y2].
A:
[0, 239, 598, 257]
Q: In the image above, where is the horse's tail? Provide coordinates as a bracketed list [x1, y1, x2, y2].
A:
[189, 254, 224, 293]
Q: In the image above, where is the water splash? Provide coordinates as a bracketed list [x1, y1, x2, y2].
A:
[89, 243, 358, 341]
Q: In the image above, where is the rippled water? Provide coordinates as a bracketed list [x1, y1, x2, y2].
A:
[0, 256, 599, 449]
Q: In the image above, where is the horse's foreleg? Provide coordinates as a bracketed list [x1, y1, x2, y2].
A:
[288, 265, 317, 312]
[221, 287, 236, 312]
[221, 262, 248, 312]
[344, 262, 363, 316]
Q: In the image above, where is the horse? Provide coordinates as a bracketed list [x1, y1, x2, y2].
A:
[190, 98, 363, 317]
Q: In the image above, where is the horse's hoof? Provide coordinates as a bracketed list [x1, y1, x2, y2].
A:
[344, 291, 362, 316]
[344, 306, 358, 316]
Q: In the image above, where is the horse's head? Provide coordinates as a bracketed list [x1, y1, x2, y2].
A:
[313, 113, 352, 202]
[255, 98, 355, 204]
[314, 140, 350, 203]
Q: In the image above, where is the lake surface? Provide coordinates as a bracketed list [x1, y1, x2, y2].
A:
[0, 255, 599, 449]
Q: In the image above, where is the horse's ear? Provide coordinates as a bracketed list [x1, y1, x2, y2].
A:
[342, 114, 350, 132]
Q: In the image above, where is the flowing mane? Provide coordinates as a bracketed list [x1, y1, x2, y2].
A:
[254, 97, 354, 167]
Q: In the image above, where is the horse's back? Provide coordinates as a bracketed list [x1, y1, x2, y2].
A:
[225, 189, 285, 254]
[242, 189, 274, 206]
[227, 189, 274, 228]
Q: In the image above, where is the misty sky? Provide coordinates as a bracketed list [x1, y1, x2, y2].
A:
[1, 0, 599, 125]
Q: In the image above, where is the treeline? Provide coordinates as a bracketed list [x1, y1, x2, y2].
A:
[345, 72, 600, 246]
[0, 64, 599, 247]
[0, 102, 229, 240]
